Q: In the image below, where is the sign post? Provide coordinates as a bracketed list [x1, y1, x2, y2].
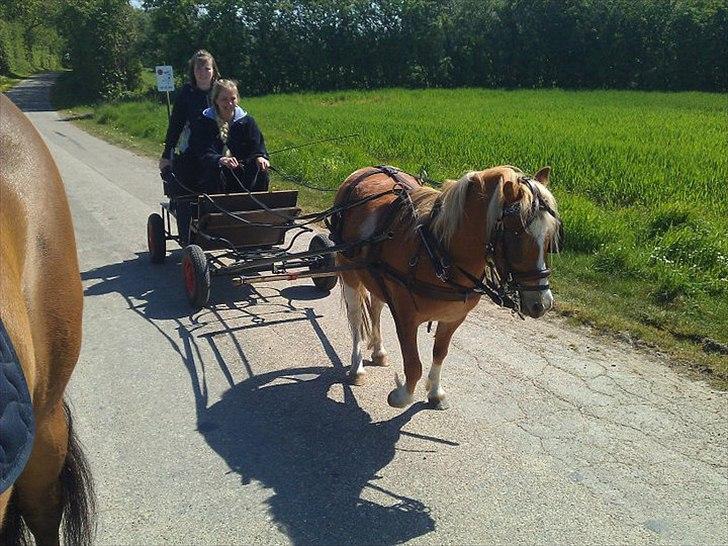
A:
[155, 65, 175, 120]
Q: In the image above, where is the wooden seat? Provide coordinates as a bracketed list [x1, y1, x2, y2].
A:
[197, 190, 298, 216]
[191, 191, 301, 249]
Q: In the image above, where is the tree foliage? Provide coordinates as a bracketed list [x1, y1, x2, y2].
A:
[59, 0, 142, 99]
[0, 0, 64, 74]
[137, 0, 726, 95]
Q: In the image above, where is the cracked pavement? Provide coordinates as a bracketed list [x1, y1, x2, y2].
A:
[4, 75, 727, 544]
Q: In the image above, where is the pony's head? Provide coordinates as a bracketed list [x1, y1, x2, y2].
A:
[476, 166, 561, 318]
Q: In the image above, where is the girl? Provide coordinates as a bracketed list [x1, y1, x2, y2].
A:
[159, 49, 220, 192]
[188, 79, 270, 194]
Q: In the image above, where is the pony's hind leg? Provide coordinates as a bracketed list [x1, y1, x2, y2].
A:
[426, 319, 465, 410]
[340, 275, 371, 385]
[368, 295, 388, 367]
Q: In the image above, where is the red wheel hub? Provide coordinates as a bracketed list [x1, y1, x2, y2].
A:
[183, 258, 196, 295]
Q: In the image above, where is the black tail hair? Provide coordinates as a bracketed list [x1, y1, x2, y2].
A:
[60, 400, 96, 546]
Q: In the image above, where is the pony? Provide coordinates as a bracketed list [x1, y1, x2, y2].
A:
[0, 94, 95, 545]
[333, 165, 560, 409]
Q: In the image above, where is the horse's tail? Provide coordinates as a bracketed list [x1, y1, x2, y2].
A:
[0, 402, 95, 546]
[60, 401, 96, 546]
[339, 278, 373, 348]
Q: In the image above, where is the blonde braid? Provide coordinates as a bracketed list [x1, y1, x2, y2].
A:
[211, 79, 239, 158]
[217, 118, 231, 156]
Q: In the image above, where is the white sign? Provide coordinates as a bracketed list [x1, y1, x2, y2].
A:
[155, 65, 175, 92]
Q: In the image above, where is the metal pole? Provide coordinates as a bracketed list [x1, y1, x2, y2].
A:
[165, 90, 171, 121]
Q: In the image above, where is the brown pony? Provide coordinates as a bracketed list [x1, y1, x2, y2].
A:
[334, 165, 560, 409]
[0, 94, 95, 545]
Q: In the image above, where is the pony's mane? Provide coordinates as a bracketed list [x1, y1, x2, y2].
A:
[404, 166, 559, 250]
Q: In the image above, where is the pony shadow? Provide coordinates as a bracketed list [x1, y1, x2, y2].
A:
[84, 253, 439, 543]
[194, 364, 436, 544]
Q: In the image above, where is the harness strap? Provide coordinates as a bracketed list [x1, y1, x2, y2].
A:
[328, 166, 420, 255]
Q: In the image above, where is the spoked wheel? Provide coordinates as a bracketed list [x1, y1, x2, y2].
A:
[181, 244, 210, 310]
[147, 213, 166, 264]
[308, 234, 338, 292]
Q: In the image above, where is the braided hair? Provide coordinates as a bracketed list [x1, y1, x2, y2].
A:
[210, 79, 239, 156]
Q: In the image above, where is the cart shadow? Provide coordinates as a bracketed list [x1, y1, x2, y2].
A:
[81, 251, 333, 321]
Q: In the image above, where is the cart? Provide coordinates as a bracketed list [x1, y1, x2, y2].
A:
[146, 190, 342, 310]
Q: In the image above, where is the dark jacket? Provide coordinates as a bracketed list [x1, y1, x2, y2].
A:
[161, 82, 211, 159]
[188, 106, 268, 170]
[188, 106, 270, 193]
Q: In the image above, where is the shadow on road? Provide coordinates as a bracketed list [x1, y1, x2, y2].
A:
[4, 73, 60, 112]
[199, 366, 436, 545]
[82, 252, 439, 544]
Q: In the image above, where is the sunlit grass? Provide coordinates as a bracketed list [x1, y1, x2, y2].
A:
[52, 74, 728, 386]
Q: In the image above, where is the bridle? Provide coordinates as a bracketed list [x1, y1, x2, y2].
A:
[485, 176, 562, 299]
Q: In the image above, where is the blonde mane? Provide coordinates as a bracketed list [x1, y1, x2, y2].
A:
[403, 166, 559, 251]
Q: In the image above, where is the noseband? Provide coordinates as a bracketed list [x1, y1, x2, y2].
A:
[487, 176, 561, 295]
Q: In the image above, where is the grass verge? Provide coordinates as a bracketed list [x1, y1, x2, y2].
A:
[0, 72, 28, 93]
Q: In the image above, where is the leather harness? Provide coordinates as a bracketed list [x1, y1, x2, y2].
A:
[327, 166, 562, 317]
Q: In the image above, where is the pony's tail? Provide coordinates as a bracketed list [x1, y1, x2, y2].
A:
[359, 285, 374, 350]
[340, 278, 373, 348]
[60, 401, 96, 546]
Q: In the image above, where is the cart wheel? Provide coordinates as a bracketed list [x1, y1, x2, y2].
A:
[147, 213, 166, 264]
[182, 244, 210, 310]
[308, 234, 338, 292]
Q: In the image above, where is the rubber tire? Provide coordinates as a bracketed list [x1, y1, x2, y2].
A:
[147, 213, 166, 264]
[308, 234, 338, 292]
[182, 244, 210, 310]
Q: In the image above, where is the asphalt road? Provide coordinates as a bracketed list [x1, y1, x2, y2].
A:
[4, 75, 727, 545]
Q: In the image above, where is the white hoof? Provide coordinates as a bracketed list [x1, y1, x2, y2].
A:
[387, 374, 413, 408]
[346, 370, 366, 386]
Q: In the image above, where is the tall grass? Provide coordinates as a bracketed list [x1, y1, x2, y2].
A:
[54, 78, 728, 383]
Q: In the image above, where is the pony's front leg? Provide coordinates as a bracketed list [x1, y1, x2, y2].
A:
[368, 295, 388, 367]
[388, 318, 420, 408]
[341, 279, 369, 385]
[426, 318, 465, 410]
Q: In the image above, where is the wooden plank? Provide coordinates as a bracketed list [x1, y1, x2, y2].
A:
[193, 206, 301, 249]
[198, 190, 299, 215]
[199, 207, 300, 229]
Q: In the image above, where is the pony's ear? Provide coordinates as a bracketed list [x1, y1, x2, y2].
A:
[502, 176, 520, 202]
[534, 166, 551, 185]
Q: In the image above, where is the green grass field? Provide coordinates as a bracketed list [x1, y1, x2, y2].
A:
[53, 73, 728, 386]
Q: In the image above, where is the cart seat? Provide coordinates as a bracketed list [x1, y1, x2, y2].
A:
[191, 190, 300, 250]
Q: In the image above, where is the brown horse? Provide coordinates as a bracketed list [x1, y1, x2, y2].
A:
[334, 165, 560, 409]
[0, 94, 95, 545]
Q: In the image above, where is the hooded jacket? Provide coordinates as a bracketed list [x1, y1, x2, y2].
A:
[188, 106, 268, 172]
[161, 82, 211, 159]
